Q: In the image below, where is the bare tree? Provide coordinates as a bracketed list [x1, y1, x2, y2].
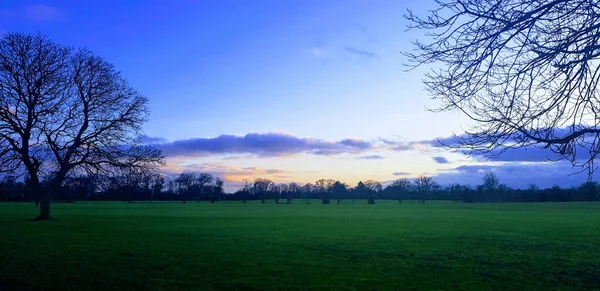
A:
[0, 33, 164, 219]
[196, 173, 213, 202]
[330, 181, 348, 204]
[241, 180, 252, 203]
[301, 183, 314, 204]
[315, 178, 335, 204]
[214, 177, 224, 202]
[405, 0, 600, 175]
[387, 178, 412, 203]
[287, 182, 300, 204]
[270, 184, 282, 204]
[482, 172, 500, 194]
[414, 176, 438, 203]
[253, 178, 273, 204]
[363, 180, 382, 204]
[151, 174, 166, 202]
[175, 173, 195, 202]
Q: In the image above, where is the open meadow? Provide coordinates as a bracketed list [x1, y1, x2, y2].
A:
[1, 201, 600, 290]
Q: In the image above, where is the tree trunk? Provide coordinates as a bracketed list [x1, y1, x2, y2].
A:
[35, 192, 53, 220]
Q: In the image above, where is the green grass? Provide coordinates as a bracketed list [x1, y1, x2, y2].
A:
[1, 200, 600, 290]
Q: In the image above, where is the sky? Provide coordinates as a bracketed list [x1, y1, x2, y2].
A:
[1, 0, 597, 191]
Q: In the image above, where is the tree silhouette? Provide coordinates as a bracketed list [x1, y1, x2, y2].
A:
[0, 33, 164, 219]
[386, 179, 412, 203]
[405, 0, 600, 175]
[175, 173, 195, 202]
[301, 183, 314, 204]
[363, 180, 381, 204]
[482, 172, 500, 194]
[315, 179, 335, 204]
[271, 184, 282, 204]
[414, 176, 438, 203]
[196, 173, 213, 202]
[287, 182, 300, 204]
[253, 178, 273, 204]
[213, 178, 224, 202]
[240, 180, 252, 204]
[330, 181, 348, 204]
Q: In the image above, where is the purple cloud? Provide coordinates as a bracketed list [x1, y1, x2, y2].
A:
[340, 139, 371, 149]
[152, 133, 372, 157]
[434, 162, 598, 189]
[393, 172, 411, 176]
[432, 156, 450, 164]
[344, 46, 381, 61]
[138, 136, 168, 144]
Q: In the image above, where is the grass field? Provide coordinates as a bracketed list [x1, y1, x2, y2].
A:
[1, 201, 600, 291]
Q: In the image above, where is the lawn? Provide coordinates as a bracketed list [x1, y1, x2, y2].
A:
[1, 201, 599, 291]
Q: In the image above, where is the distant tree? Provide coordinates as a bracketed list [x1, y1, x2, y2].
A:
[166, 179, 176, 197]
[548, 185, 571, 202]
[578, 181, 599, 201]
[0, 33, 164, 219]
[405, 0, 600, 176]
[481, 172, 500, 198]
[64, 174, 98, 200]
[301, 183, 314, 204]
[271, 184, 282, 204]
[287, 182, 300, 204]
[240, 181, 252, 203]
[212, 178, 224, 203]
[363, 180, 381, 204]
[315, 179, 335, 204]
[528, 184, 539, 193]
[175, 173, 195, 202]
[354, 181, 367, 203]
[254, 178, 273, 204]
[386, 179, 412, 203]
[196, 173, 214, 202]
[414, 176, 438, 203]
[330, 181, 348, 204]
[151, 175, 165, 202]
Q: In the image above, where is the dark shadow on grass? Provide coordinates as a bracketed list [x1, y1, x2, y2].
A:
[23, 216, 56, 222]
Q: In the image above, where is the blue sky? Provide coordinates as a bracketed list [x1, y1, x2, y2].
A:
[1, 0, 596, 191]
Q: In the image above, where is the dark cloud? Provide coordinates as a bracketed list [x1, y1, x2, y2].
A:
[358, 155, 385, 160]
[138, 136, 168, 144]
[343, 46, 381, 60]
[378, 138, 400, 146]
[392, 143, 416, 151]
[152, 133, 371, 157]
[434, 162, 597, 189]
[393, 172, 411, 176]
[473, 147, 562, 162]
[340, 138, 371, 149]
[432, 156, 450, 164]
[428, 133, 561, 162]
[427, 129, 595, 162]
[376, 133, 586, 165]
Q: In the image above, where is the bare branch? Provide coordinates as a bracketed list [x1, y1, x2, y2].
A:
[406, 0, 600, 176]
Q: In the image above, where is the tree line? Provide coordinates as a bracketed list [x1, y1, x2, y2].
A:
[2, 172, 600, 204]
